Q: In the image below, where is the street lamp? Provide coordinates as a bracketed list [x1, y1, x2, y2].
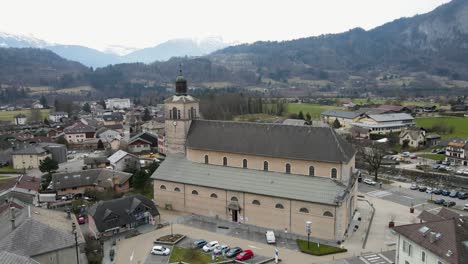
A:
[306, 221, 312, 249]
[72, 222, 80, 264]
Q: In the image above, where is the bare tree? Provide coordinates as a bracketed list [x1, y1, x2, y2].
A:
[358, 142, 386, 181]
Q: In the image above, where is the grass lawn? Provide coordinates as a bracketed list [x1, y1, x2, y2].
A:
[169, 246, 224, 264]
[0, 166, 21, 173]
[0, 176, 13, 183]
[297, 239, 347, 256]
[417, 154, 445, 161]
[0, 109, 50, 122]
[415, 117, 468, 138]
[233, 113, 279, 123]
[286, 103, 341, 119]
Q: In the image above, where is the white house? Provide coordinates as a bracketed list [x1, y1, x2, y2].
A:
[49, 112, 69, 122]
[105, 98, 131, 110]
[107, 150, 140, 171]
[14, 114, 27, 125]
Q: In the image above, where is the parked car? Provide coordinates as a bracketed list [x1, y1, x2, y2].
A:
[226, 247, 243, 258]
[434, 198, 445, 205]
[418, 186, 427, 192]
[402, 152, 410, 157]
[444, 201, 456, 207]
[432, 189, 442, 195]
[193, 239, 207, 248]
[265, 230, 276, 244]
[450, 162, 456, 166]
[236, 249, 254, 261]
[464, 169, 468, 175]
[364, 179, 376, 185]
[456, 169, 464, 174]
[202, 241, 219, 252]
[109, 249, 115, 261]
[410, 184, 419, 190]
[432, 164, 440, 170]
[457, 192, 468, 200]
[426, 188, 433, 194]
[213, 245, 230, 255]
[151, 246, 170, 256]
[442, 190, 451, 196]
[449, 191, 459, 198]
[410, 154, 417, 159]
[77, 216, 86, 225]
[464, 204, 468, 211]
[442, 160, 449, 166]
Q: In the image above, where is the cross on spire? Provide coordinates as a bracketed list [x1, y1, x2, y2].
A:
[179, 63, 182, 75]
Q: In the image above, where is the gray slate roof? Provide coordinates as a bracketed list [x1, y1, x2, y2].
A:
[0, 251, 39, 264]
[151, 155, 346, 205]
[88, 194, 159, 232]
[12, 146, 48, 155]
[321, 110, 363, 119]
[52, 169, 132, 190]
[186, 120, 355, 163]
[0, 218, 75, 257]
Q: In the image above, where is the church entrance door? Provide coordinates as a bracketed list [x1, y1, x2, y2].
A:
[232, 210, 238, 222]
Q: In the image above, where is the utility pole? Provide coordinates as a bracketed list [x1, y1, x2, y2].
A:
[72, 222, 80, 264]
[306, 221, 312, 249]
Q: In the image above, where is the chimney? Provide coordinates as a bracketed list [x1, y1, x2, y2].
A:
[10, 207, 16, 230]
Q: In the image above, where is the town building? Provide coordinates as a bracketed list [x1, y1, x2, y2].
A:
[376, 105, 411, 114]
[102, 113, 123, 126]
[63, 122, 96, 143]
[0, 205, 86, 264]
[351, 113, 415, 135]
[14, 114, 27, 125]
[51, 169, 132, 196]
[88, 194, 159, 238]
[11, 146, 52, 169]
[399, 129, 426, 148]
[0, 176, 40, 204]
[105, 98, 131, 110]
[141, 119, 165, 135]
[445, 140, 468, 166]
[84, 156, 110, 169]
[108, 150, 140, 171]
[152, 72, 358, 241]
[128, 132, 158, 153]
[393, 212, 467, 264]
[321, 110, 364, 128]
[48, 112, 69, 123]
[157, 133, 166, 154]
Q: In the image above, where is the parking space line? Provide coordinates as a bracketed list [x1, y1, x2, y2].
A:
[413, 203, 426, 208]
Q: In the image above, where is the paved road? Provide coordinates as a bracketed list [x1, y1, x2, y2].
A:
[358, 182, 468, 213]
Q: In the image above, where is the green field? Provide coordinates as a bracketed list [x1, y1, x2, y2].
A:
[417, 154, 445, 161]
[169, 246, 224, 264]
[0, 109, 50, 122]
[297, 239, 347, 256]
[415, 117, 468, 138]
[286, 103, 341, 120]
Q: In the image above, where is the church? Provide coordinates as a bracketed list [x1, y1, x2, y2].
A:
[151, 71, 358, 241]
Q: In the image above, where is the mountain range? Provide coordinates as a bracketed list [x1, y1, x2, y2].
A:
[0, 33, 230, 68]
[1, 0, 468, 96]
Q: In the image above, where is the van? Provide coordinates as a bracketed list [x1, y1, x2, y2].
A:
[265, 230, 276, 244]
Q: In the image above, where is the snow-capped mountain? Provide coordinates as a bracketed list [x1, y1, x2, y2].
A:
[0, 32, 232, 67]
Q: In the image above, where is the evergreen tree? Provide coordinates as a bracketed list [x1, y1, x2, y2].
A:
[142, 108, 151, 121]
[305, 112, 311, 121]
[43, 118, 50, 126]
[298, 111, 305, 120]
[39, 157, 58, 176]
[82, 102, 91, 113]
[97, 139, 104, 150]
[333, 118, 342, 128]
[40, 94, 48, 108]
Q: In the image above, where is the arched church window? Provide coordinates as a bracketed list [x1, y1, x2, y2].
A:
[323, 211, 334, 217]
[264, 161, 269, 171]
[172, 107, 177, 119]
[223, 157, 227, 166]
[204, 155, 209, 164]
[242, 159, 248, 168]
[285, 163, 291, 174]
[231, 197, 238, 202]
[275, 203, 284, 209]
[309, 166, 315, 176]
[177, 110, 181, 119]
[331, 168, 337, 179]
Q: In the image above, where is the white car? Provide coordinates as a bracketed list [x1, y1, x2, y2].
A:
[213, 245, 230, 255]
[266, 230, 276, 244]
[426, 188, 433, 194]
[401, 152, 410, 157]
[464, 204, 468, 211]
[456, 169, 464, 174]
[463, 169, 468, 175]
[364, 179, 376, 185]
[151, 246, 170, 256]
[202, 241, 219, 252]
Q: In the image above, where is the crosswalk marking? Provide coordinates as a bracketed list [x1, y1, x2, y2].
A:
[367, 190, 392, 198]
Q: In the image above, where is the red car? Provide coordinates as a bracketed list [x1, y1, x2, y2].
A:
[236, 249, 254, 261]
[78, 216, 86, 225]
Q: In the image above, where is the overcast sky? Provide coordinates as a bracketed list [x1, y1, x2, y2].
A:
[0, 0, 450, 50]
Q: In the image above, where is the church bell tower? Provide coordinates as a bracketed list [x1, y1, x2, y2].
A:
[164, 67, 199, 154]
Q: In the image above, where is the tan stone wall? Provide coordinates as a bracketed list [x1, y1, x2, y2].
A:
[153, 179, 345, 240]
[12, 153, 52, 169]
[187, 148, 349, 181]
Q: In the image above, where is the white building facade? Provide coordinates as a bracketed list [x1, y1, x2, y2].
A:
[105, 98, 131, 110]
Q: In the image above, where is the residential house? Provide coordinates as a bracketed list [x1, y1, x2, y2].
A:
[352, 113, 415, 135]
[0, 176, 40, 204]
[157, 133, 166, 155]
[141, 119, 165, 135]
[14, 114, 27, 125]
[63, 123, 95, 144]
[51, 169, 132, 196]
[108, 150, 140, 171]
[426, 134, 441, 147]
[445, 140, 468, 166]
[88, 195, 159, 238]
[48, 112, 68, 123]
[399, 129, 426, 148]
[102, 113, 123, 126]
[97, 129, 122, 150]
[376, 105, 411, 114]
[105, 98, 131, 110]
[0, 206, 86, 264]
[321, 110, 364, 128]
[393, 213, 467, 264]
[128, 132, 158, 153]
[84, 156, 109, 169]
[11, 146, 52, 169]
[0, 250, 39, 264]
